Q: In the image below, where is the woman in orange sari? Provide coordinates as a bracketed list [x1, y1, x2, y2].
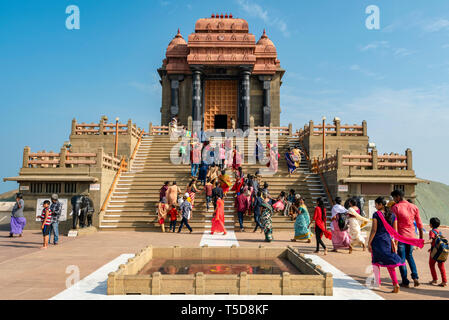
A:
[211, 197, 227, 235]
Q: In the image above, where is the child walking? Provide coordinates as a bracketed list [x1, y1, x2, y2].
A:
[40, 200, 52, 250]
[427, 217, 447, 287]
[205, 178, 213, 211]
[168, 205, 179, 233]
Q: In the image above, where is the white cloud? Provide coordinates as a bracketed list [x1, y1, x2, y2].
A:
[349, 64, 384, 80]
[442, 44, 449, 49]
[236, 0, 290, 37]
[360, 41, 389, 51]
[393, 48, 414, 57]
[423, 18, 449, 32]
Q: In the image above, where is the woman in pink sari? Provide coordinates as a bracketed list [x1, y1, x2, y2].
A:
[211, 197, 227, 235]
[330, 198, 353, 253]
[232, 146, 242, 171]
[268, 146, 279, 173]
[368, 197, 424, 293]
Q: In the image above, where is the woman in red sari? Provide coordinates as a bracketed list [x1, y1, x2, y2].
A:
[231, 167, 245, 194]
[211, 197, 227, 235]
[311, 197, 332, 255]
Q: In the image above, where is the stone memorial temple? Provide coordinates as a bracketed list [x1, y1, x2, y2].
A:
[158, 13, 284, 130]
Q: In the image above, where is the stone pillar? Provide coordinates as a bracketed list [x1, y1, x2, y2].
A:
[192, 69, 202, 124]
[71, 118, 77, 135]
[259, 76, 272, 127]
[23, 146, 30, 168]
[362, 120, 367, 136]
[241, 69, 251, 131]
[149, 122, 153, 136]
[288, 123, 292, 136]
[249, 116, 255, 130]
[127, 119, 132, 135]
[372, 148, 378, 170]
[187, 116, 193, 132]
[170, 79, 180, 118]
[60, 147, 67, 168]
[96, 147, 104, 169]
[406, 148, 413, 170]
[309, 120, 314, 133]
[334, 118, 341, 136]
[336, 148, 343, 170]
[99, 117, 105, 135]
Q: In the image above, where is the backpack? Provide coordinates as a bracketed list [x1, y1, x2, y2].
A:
[431, 230, 449, 262]
[337, 212, 349, 231]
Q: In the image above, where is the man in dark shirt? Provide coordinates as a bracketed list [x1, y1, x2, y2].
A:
[212, 181, 224, 210]
[49, 194, 62, 245]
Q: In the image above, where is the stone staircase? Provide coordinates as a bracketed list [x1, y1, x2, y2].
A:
[100, 134, 332, 231]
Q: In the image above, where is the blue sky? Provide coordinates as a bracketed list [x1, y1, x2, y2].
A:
[1, 0, 449, 193]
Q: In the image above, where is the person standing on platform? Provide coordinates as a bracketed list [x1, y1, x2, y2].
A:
[330, 197, 353, 253]
[291, 195, 312, 243]
[168, 205, 179, 233]
[48, 194, 62, 245]
[159, 181, 169, 202]
[157, 197, 169, 233]
[252, 191, 264, 233]
[178, 195, 193, 234]
[9, 193, 26, 238]
[260, 192, 274, 242]
[40, 200, 52, 250]
[391, 189, 424, 288]
[426, 217, 447, 287]
[311, 197, 332, 255]
[211, 196, 227, 235]
[212, 181, 224, 210]
[235, 191, 249, 232]
[205, 178, 213, 211]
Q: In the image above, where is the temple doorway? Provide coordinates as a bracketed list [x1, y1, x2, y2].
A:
[214, 115, 227, 129]
[204, 79, 238, 130]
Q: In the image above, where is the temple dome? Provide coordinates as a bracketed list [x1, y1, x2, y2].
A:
[256, 29, 276, 53]
[168, 29, 187, 46]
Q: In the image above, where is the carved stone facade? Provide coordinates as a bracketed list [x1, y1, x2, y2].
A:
[158, 14, 285, 129]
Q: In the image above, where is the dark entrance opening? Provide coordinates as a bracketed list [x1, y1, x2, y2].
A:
[214, 115, 227, 129]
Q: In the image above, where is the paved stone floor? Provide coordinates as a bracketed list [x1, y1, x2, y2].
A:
[0, 228, 448, 300]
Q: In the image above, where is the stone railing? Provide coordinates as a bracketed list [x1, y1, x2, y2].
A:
[71, 117, 144, 139]
[253, 124, 292, 136]
[148, 123, 170, 135]
[295, 119, 367, 140]
[22, 146, 123, 171]
[312, 148, 412, 173]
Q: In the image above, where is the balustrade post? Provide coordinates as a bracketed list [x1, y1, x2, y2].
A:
[71, 118, 77, 136]
[362, 120, 367, 136]
[406, 148, 413, 170]
[96, 147, 104, 168]
[60, 147, 67, 168]
[23, 146, 30, 168]
[336, 148, 342, 170]
[187, 116, 192, 132]
[250, 116, 254, 130]
[99, 117, 105, 135]
[334, 118, 341, 136]
[127, 119, 132, 135]
[372, 148, 378, 170]
[288, 123, 292, 136]
[149, 122, 153, 136]
[309, 120, 314, 134]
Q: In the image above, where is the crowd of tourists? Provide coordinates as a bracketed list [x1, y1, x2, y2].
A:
[307, 189, 447, 293]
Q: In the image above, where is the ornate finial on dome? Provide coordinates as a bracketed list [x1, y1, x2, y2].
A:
[177, 28, 180, 35]
[212, 13, 215, 18]
[262, 29, 267, 38]
[229, 13, 233, 18]
[225, 13, 228, 18]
